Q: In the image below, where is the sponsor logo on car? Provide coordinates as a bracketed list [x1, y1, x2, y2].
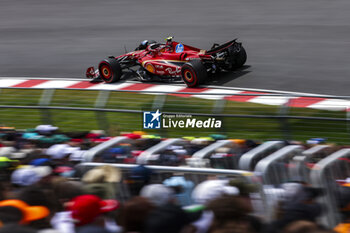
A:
[175, 44, 184, 53]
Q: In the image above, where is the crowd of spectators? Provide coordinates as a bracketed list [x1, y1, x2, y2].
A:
[0, 125, 348, 233]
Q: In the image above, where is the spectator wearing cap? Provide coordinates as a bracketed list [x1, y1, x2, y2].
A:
[82, 165, 121, 200]
[17, 187, 59, 233]
[67, 194, 119, 233]
[45, 143, 78, 164]
[140, 184, 175, 207]
[0, 141, 16, 157]
[35, 125, 59, 136]
[11, 165, 53, 188]
[0, 157, 18, 186]
[126, 165, 153, 196]
[0, 199, 50, 226]
[163, 175, 194, 206]
[334, 200, 350, 233]
[190, 179, 240, 233]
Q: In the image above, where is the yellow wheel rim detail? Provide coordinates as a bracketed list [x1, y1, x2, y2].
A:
[184, 70, 193, 81]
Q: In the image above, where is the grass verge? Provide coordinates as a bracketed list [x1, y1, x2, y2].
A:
[0, 88, 349, 144]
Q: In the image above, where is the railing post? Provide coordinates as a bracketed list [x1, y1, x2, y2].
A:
[151, 95, 167, 137]
[38, 89, 55, 125]
[278, 95, 292, 141]
[94, 90, 111, 132]
[212, 98, 227, 134]
[152, 94, 167, 110]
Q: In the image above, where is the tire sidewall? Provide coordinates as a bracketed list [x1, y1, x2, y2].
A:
[99, 61, 114, 83]
[228, 44, 247, 69]
[182, 65, 198, 87]
[181, 60, 207, 88]
[98, 58, 122, 83]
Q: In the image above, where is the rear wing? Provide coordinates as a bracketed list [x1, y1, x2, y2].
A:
[206, 39, 237, 55]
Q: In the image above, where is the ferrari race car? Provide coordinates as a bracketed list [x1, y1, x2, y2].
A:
[86, 37, 247, 87]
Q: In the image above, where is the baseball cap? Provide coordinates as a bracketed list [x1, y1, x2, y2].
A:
[82, 165, 121, 183]
[140, 184, 174, 206]
[130, 165, 153, 182]
[11, 166, 52, 186]
[35, 125, 58, 134]
[29, 158, 51, 166]
[0, 199, 50, 224]
[46, 144, 78, 159]
[0, 156, 18, 168]
[192, 180, 239, 205]
[67, 195, 119, 226]
[69, 150, 86, 161]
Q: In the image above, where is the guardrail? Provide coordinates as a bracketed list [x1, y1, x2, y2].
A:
[1, 87, 350, 143]
[310, 149, 350, 227]
[255, 145, 304, 185]
[239, 141, 285, 171]
[76, 162, 268, 219]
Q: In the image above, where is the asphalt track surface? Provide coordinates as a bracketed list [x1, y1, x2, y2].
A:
[1, 0, 350, 95]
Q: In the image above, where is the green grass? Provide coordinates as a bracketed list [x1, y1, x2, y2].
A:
[0, 89, 349, 144]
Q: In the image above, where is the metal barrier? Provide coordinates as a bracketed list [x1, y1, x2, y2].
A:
[84, 136, 128, 162]
[76, 162, 268, 219]
[137, 138, 185, 164]
[310, 149, 350, 227]
[192, 140, 233, 159]
[239, 141, 285, 171]
[289, 145, 332, 183]
[255, 145, 304, 185]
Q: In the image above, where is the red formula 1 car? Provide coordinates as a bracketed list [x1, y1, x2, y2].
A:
[86, 37, 247, 87]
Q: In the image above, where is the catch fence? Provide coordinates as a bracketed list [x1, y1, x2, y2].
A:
[1, 87, 350, 143]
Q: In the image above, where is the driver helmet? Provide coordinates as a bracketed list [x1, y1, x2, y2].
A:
[138, 40, 157, 50]
[141, 40, 149, 46]
[137, 40, 149, 50]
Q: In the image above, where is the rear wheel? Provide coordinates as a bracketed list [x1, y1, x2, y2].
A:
[181, 60, 208, 87]
[98, 58, 122, 83]
[228, 44, 247, 69]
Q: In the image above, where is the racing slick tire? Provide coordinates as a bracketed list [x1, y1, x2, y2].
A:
[98, 58, 122, 83]
[228, 44, 247, 69]
[181, 60, 207, 87]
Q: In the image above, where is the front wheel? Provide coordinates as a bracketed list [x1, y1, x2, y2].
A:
[98, 58, 122, 83]
[181, 60, 208, 87]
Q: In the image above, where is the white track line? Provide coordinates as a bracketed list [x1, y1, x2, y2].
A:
[308, 99, 350, 111]
[141, 85, 185, 95]
[0, 79, 28, 87]
[248, 96, 293, 106]
[193, 89, 242, 100]
[87, 82, 135, 90]
[34, 80, 79, 88]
